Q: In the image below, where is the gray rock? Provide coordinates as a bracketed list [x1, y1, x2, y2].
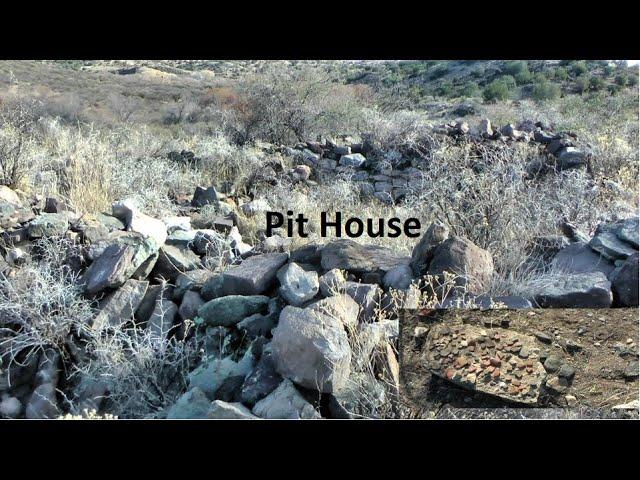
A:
[201, 274, 225, 301]
[339, 153, 366, 168]
[328, 372, 387, 419]
[321, 239, 410, 274]
[240, 350, 283, 406]
[222, 253, 289, 295]
[25, 383, 59, 419]
[197, 295, 270, 327]
[623, 361, 639, 380]
[237, 313, 276, 339]
[188, 351, 255, 399]
[0, 396, 22, 418]
[207, 400, 258, 419]
[27, 213, 69, 238]
[277, 262, 319, 306]
[82, 234, 159, 294]
[307, 294, 360, 329]
[191, 186, 218, 208]
[382, 264, 414, 291]
[173, 269, 212, 301]
[252, 379, 320, 419]
[590, 227, 637, 261]
[167, 387, 212, 419]
[473, 295, 532, 310]
[179, 290, 205, 321]
[530, 271, 613, 308]
[556, 147, 586, 170]
[319, 268, 346, 297]
[271, 305, 351, 393]
[553, 242, 615, 277]
[611, 253, 639, 307]
[153, 244, 201, 282]
[92, 279, 148, 330]
[427, 236, 494, 295]
[111, 200, 167, 248]
[615, 216, 639, 248]
[343, 282, 383, 322]
[148, 298, 178, 340]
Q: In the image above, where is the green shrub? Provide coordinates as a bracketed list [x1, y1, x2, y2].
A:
[628, 74, 638, 86]
[615, 74, 628, 86]
[503, 60, 528, 76]
[515, 68, 533, 85]
[531, 81, 560, 102]
[574, 75, 589, 94]
[589, 75, 606, 91]
[571, 61, 588, 77]
[460, 82, 480, 98]
[482, 79, 511, 102]
[555, 67, 569, 81]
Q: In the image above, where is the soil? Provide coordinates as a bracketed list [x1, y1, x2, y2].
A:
[398, 308, 639, 419]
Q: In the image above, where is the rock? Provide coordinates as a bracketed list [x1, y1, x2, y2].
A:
[178, 290, 205, 321]
[173, 269, 212, 301]
[237, 313, 276, 339]
[92, 279, 148, 330]
[291, 165, 312, 181]
[427, 236, 494, 295]
[426, 324, 546, 404]
[374, 341, 400, 393]
[82, 233, 159, 294]
[473, 295, 533, 310]
[321, 239, 410, 274]
[152, 244, 201, 282]
[197, 295, 270, 327]
[328, 372, 387, 419]
[201, 274, 225, 301]
[27, 213, 69, 238]
[252, 379, 320, 419]
[548, 137, 573, 155]
[25, 383, 59, 419]
[339, 153, 366, 168]
[167, 387, 212, 419]
[382, 265, 414, 291]
[188, 352, 255, 399]
[478, 118, 493, 137]
[530, 271, 612, 308]
[241, 349, 283, 406]
[556, 147, 586, 170]
[552, 242, 615, 277]
[191, 186, 218, 208]
[240, 199, 272, 218]
[343, 282, 383, 322]
[147, 298, 178, 341]
[615, 216, 639, 248]
[112, 200, 167, 248]
[558, 364, 576, 381]
[222, 253, 289, 296]
[0, 396, 22, 418]
[545, 376, 569, 394]
[258, 235, 291, 254]
[271, 305, 351, 393]
[277, 262, 319, 306]
[533, 331, 553, 344]
[455, 121, 469, 135]
[6, 247, 28, 267]
[410, 221, 450, 276]
[0, 186, 21, 206]
[319, 268, 346, 297]
[623, 361, 639, 380]
[543, 355, 563, 373]
[590, 225, 637, 261]
[611, 253, 639, 307]
[307, 294, 360, 329]
[208, 400, 258, 419]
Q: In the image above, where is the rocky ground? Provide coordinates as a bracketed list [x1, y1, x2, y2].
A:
[0, 112, 638, 419]
[399, 308, 639, 419]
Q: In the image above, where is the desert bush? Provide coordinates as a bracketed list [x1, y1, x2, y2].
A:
[482, 78, 511, 103]
[589, 76, 606, 91]
[570, 60, 588, 77]
[531, 80, 560, 102]
[0, 103, 37, 188]
[503, 61, 528, 76]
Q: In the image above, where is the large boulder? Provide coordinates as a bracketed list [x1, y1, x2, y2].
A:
[82, 233, 160, 294]
[552, 242, 615, 277]
[178, 290, 205, 321]
[207, 401, 257, 419]
[112, 199, 167, 248]
[611, 253, 639, 307]
[191, 186, 218, 208]
[91, 279, 149, 330]
[27, 213, 69, 238]
[188, 351, 255, 399]
[240, 349, 283, 406]
[328, 372, 387, 419]
[152, 244, 201, 282]
[197, 295, 270, 327]
[271, 305, 351, 393]
[321, 239, 410, 274]
[382, 264, 414, 291]
[530, 271, 613, 308]
[166, 387, 212, 419]
[339, 153, 366, 168]
[222, 253, 289, 295]
[410, 221, 449, 276]
[277, 262, 319, 306]
[307, 294, 360, 329]
[252, 379, 320, 419]
[319, 268, 346, 297]
[25, 383, 59, 419]
[427, 236, 494, 295]
[147, 298, 178, 341]
[589, 222, 637, 261]
[343, 282, 383, 322]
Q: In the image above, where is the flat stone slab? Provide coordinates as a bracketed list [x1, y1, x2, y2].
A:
[320, 239, 410, 274]
[553, 242, 615, 277]
[530, 271, 612, 308]
[425, 324, 546, 404]
[222, 253, 289, 295]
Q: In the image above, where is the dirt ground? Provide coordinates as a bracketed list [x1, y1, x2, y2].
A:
[398, 308, 639, 419]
